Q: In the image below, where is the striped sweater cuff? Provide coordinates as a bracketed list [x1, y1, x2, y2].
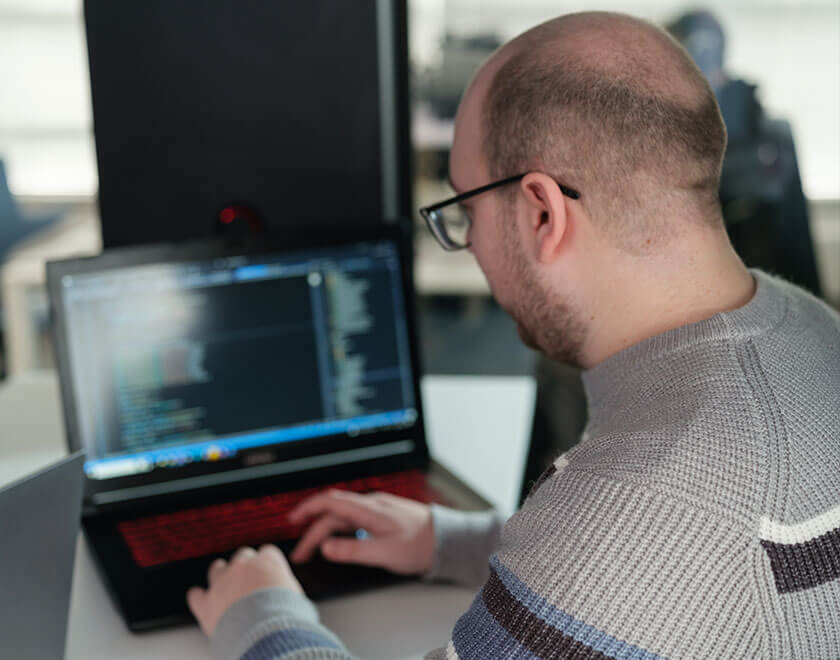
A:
[210, 587, 347, 660]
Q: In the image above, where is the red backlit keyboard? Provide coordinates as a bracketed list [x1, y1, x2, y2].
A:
[118, 470, 441, 568]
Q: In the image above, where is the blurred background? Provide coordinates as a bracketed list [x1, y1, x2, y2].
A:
[0, 0, 837, 391]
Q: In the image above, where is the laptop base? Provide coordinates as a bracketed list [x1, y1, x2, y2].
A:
[85, 461, 490, 632]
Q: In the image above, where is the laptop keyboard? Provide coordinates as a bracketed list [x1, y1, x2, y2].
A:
[118, 470, 441, 568]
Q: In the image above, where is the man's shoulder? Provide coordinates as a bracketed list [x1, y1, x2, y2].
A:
[560, 419, 766, 525]
[493, 455, 767, 659]
[743, 272, 840, 455]
[746, 269, 839, 337]
[742, 273, 840, 540]
[579, 273, 838, 517]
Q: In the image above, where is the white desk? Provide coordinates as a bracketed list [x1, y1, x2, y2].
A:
[0, 371, 535, 660]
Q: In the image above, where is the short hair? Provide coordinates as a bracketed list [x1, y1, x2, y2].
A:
[483, 13, 727, 252]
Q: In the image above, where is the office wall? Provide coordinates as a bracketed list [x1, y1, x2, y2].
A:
[0, 0, 93, 197]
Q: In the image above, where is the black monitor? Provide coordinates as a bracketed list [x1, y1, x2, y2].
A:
[84, 0, 412, 247]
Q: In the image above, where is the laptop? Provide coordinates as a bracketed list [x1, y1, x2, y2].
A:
[0, 453, 85, 659]
[46, 224, 489, 631]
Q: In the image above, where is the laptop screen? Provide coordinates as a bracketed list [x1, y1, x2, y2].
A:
[49, 236, 425, 505]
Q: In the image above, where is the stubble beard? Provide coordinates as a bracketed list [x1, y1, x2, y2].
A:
[501, 229, 588, 368]
[509, 280, 587, 367]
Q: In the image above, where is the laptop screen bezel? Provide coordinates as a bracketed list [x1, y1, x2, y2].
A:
[47, 223, 430, 513]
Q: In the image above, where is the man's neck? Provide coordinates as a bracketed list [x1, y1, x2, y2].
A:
[579, 242, 756, 369]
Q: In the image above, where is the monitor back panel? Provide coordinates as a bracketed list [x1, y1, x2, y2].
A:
[85, 0, 411, 246]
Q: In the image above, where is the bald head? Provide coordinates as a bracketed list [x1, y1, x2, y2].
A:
[474, 12, 727, 252]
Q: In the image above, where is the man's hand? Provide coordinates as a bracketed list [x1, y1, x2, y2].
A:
[288, 490, 436, 575]
[187, 544, 303, 637]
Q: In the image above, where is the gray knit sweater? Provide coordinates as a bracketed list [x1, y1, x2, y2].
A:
[211, 271, 840, 659]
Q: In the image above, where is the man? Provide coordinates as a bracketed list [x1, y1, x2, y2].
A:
[187, 12, 840, 659]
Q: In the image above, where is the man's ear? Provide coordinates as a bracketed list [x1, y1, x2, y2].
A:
[519, 172, 569, 264]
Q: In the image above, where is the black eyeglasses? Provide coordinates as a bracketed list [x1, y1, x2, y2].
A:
[419, 172, 581, 251]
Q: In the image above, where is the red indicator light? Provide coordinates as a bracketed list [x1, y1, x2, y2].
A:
[220, 207, 236, 224]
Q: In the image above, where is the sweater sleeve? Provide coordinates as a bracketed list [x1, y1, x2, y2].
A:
[210, 588, 357, 660]
[424, 505, 504, 587]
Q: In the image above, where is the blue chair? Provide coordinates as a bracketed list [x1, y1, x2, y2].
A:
[0, 160, 60, 264]
[0, 158, 60, 378]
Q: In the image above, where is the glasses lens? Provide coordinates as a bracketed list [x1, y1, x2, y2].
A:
[428, 204, 471, 250]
